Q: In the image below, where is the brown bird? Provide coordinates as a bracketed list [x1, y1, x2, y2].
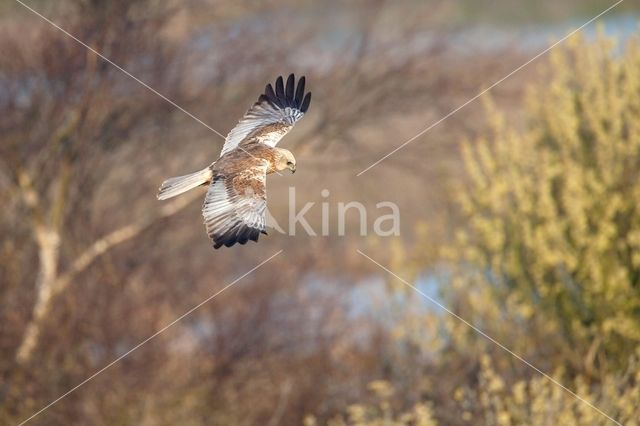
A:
[157, 74, 311, 248]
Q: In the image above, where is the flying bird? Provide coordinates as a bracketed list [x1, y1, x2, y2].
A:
[157, 74, 311, 249]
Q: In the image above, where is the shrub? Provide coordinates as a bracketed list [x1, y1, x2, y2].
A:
[453, 32, 640, 374]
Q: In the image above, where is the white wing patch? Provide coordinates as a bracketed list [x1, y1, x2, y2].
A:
[219, 74, 311, 157]
[202, 168, 268, 249]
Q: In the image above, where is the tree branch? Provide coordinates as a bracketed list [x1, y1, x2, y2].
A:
[15, 189, 202, 365]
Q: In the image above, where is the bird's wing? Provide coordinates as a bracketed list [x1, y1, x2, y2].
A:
[219, 74, 311, 156]
[202, 164, 268, 249]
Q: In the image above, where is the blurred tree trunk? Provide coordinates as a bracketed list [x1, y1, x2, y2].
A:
[1, 0, 188, 365]
[14, 170, 62, 363]
[15, 176, 201, 365]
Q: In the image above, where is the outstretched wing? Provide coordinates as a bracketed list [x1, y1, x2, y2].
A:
[219, 74, 311, 157]
[202, 165, 268, 249]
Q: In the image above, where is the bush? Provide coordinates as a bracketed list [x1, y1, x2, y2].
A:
[453, 31, 640, 375]
[318, 31, 640, 426]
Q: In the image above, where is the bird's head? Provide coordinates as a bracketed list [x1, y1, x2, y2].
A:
[275, 148, 297, 174]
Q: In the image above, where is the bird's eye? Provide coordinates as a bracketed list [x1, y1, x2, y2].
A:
[287, 161, 293, 165]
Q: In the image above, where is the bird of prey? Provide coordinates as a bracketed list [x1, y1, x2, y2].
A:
[157, 74, 311, 249]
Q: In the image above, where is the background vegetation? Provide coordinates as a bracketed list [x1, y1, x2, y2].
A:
[1, 0, 639, 425]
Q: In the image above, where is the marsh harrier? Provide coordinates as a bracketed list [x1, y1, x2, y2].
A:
[157, 74, 311, 248]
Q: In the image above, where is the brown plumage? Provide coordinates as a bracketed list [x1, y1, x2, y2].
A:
[157, 74, 311, 249]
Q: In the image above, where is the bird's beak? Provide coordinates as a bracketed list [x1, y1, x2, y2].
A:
[289, 164, 296, 174]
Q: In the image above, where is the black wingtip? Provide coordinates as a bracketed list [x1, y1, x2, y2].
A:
[285, 74, 295, 100]
[260, 74, 311, 112]
[264, 83, 276, 101]
[212, 224, 264, 249]
[294, 76, 305, 106]
[300, 92, 311, 113]
[275, 76, 285, 101]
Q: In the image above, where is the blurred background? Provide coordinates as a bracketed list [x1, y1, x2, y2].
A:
[2, 0, 640, 424]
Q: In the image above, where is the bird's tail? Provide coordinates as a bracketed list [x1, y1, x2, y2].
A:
[157, 167, 213, 200]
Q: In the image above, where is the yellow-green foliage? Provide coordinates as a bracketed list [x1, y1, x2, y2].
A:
[312, 358, 640, 426]
[447, 354, 640, 426]
[305, 380, 438, 426]
[455, 32, 640, 371]
[317, 33, 640, 426]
